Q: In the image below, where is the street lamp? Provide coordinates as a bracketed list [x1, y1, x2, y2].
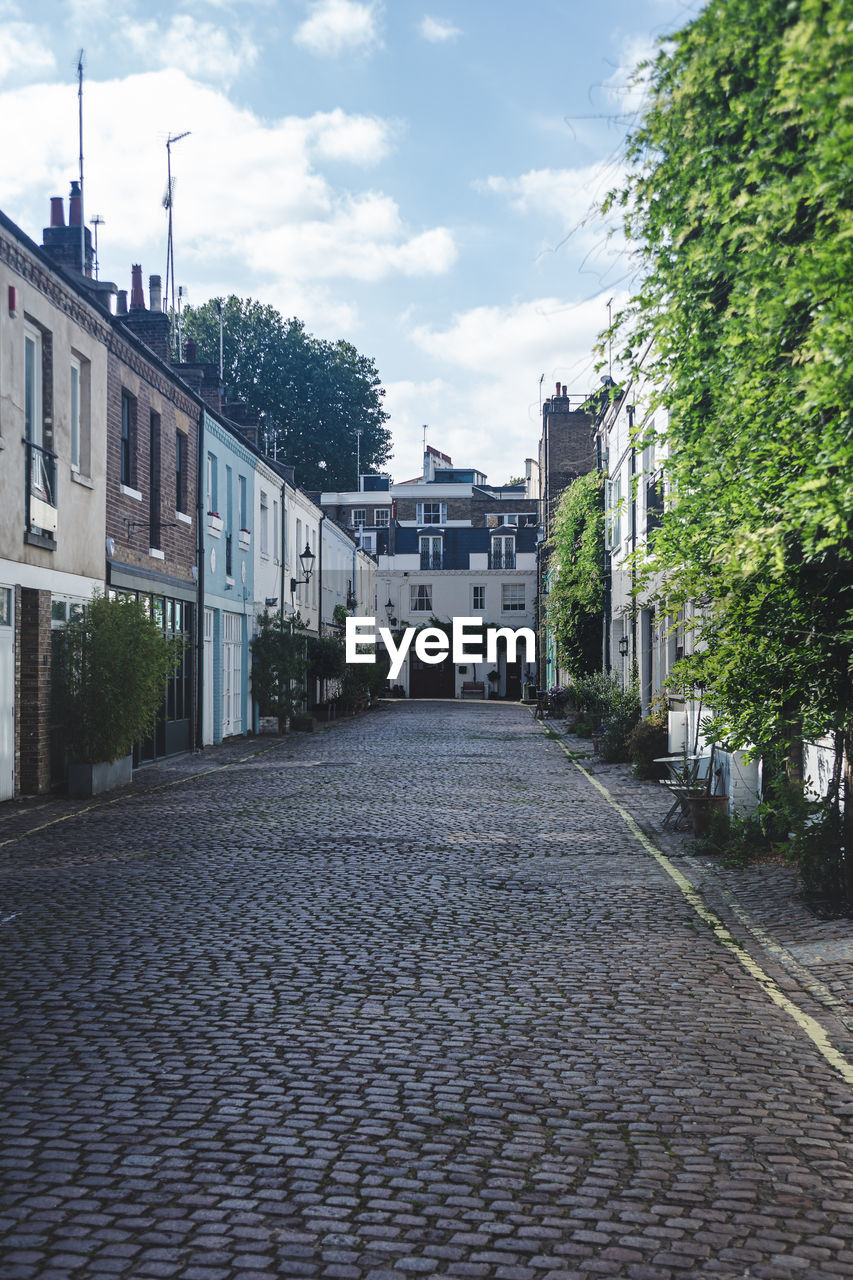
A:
[618, 635, 630, 657]
[290, 542, 316, 595]
[385, 597, 397, 628]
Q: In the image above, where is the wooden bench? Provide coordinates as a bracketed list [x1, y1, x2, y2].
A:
[461, 681, 485, 699]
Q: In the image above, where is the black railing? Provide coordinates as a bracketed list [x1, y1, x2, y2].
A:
[25, 439, 58, 535]
[225, 533, 233, 578]
[420, 552, 443, 570]
[489, 550, 515, 569]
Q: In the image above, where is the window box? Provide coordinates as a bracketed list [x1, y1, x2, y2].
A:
[208, 511, 223, 537]
[238, 528, 251, 551]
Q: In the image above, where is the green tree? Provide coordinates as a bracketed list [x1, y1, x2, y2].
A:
[609, 0, 853, 888]
[251, 611, 308, 723]
[183, 297, 392, 490]
[546, 471, 605, 679]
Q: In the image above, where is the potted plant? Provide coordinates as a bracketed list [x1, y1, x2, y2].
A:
[62, 593, 179, 797]
[251, 610, 307, 733]
[680, 744, 729, 837]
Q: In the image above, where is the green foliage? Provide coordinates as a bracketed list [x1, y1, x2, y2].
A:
[546, 472, 605, 678]
[570, 671, 641, 762]
[183, 297, 391, 491]
[251, 611, 307, 720]
[307, 633, 346, 683]
[626, 713, 669, 779]
[62, 594, 179, 764]
[608, 0, 853, 879]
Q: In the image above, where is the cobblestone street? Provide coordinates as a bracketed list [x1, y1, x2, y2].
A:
[2, 700, 853, 1280]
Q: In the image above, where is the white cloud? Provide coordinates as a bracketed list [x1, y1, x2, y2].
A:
[479, 160, 623, 231]
[418, 16, 460, 43]
[0, 68, 450, 338]
[293, 0, 380, 57]
[122, 13, 258, 83]
[249, 192, 456, 282]
[603, 32, 657, 115]
[386, 292, 622, 483]
[0, 21, 56, 84]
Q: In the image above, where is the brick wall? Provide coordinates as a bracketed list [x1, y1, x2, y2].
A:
[17, 587, 51, 795]
[106, 346, 198, 581]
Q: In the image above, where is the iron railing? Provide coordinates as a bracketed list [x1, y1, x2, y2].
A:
[25, 439, 58, 536]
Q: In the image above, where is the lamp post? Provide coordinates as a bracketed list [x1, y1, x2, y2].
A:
[385, 597, 397, 629]
[290, 542, 316, 596]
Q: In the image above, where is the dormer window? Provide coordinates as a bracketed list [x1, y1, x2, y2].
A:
[490, 533, 515, 569]
[420, 535, 443, 570]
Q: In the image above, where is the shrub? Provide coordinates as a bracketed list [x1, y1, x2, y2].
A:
[570, 672, 641, 762]
[626, 714, 669, 779]
[62, 593, 179, 764]
[251, 611, 307, 721]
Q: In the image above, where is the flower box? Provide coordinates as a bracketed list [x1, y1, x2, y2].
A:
[207, 512, 223, 536]
[238, 528, 251, 550]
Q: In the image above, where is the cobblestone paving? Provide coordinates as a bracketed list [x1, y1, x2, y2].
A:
[2, 701, 853, 1280]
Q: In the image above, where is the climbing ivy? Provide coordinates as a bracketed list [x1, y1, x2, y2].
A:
[607, 0, 853, 888]
[546, 471, 605, 679]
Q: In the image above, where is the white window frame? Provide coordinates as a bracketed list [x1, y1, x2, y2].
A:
[417, 501, 446, 525]
[24, 324, 43, 448]
[260, 490, 269, 557]
[471, 585, 486, 611]
[501, 583, 525, 613]
[410, 584, 433, 612]
[374, 508, 390, 526]
[491, 534, 515, 569]
[70, 355, 81, 471]
[351, 507, 366, 528]
[419, 534, 443, 569]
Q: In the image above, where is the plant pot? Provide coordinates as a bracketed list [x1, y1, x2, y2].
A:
[687, 793, 729, 838]
[257, 716, 280, 735]
[68, 754, 133, 798]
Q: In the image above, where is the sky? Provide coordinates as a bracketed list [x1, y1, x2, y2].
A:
[0, 0, 698, 487]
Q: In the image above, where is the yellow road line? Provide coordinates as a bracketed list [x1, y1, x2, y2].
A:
[539, 720, 853, 1087]
[0, 740, 287, 854]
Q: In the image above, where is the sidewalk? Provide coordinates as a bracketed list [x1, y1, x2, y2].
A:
[550, 723, 853, 1039]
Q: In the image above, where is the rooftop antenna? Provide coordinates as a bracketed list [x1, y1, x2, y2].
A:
[355, 426, 363, 488]
[216, 297, 224, 380]
[538, 372, 544, 409]
[164, 130, 190, 354]
[606, 296, 613, 381]
[89, 214, 104, 280]
[77, 50, 85, 274]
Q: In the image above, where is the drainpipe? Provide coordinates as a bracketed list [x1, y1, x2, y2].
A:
[195, 405, 205, 750]
[317, 511, 325, 631]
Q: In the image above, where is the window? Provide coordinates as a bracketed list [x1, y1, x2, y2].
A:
[149, 411, 161, 549]
[273, 500, 279, 561]
[417, 501, 446, 525]
[70, 357, 80, 471]
[498, 514, 519, 526]
[206, 452, 218, 515]
[176, 432, 188, 513]
[24, 325, 43, 448]
[374, 508, 390, 526]
[121, 391, 137, 488]
[502, 583, 525, 612]
[410, 584, 432, 612]
[607, 473, 622, 550]
[471, 585, 485, 611]
[225, 465, 233, 532]
[0, 588, 12, 627]
[239, 475, 247, 529]
[351, 508, 366, 528]
[490, 534, 515, 569]
[260, 491, 269, 556]
[646, 478, 664, 539]
[419, 535, 442, 570]
[361, 532, 375, 554]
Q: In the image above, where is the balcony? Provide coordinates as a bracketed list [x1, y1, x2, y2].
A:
[489, 549, 515, 570]
[25, 439, 57, 549]
[420, 551, 443, 570]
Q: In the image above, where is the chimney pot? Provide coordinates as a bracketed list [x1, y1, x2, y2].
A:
[130, 264, 145, 310]
[149, 274, 162, 312]
[116, 290, 128, 315]
[68, 180, 82, 227]
[184, 338, 197, 362]
[49, 197, 65, 228]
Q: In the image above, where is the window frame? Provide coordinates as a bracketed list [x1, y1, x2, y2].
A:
[501, 583, 526, 613]
[410, 583, 433, 612]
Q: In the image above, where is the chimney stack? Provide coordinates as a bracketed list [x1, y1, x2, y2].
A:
[149, 274, 162, 313]
[184, 338, 197, 362]
[116, 290, 128, 315]
[42, 181, 93, 277]
[130, 265, 145, 310]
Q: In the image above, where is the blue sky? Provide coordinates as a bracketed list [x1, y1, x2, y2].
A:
[0, 0, 696, 484]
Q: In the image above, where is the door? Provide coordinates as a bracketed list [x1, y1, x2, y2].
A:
[409, 650, 455, 699]
[0, 589, 14, 800]
[222, 612, 243, 737]
[203, 608, 214, 745]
